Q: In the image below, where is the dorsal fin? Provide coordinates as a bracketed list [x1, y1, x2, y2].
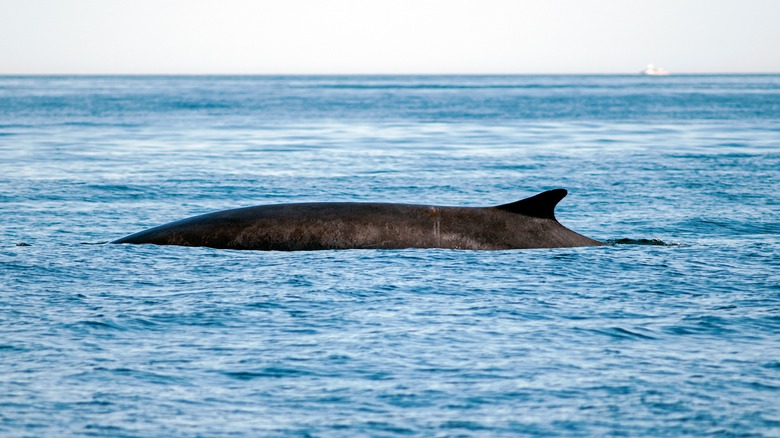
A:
[494, 189, 567, 220]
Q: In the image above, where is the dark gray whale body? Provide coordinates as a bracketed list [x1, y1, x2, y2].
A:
[112, 189, 602, 250]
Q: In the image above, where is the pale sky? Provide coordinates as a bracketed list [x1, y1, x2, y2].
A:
[1, 0, 778, 74]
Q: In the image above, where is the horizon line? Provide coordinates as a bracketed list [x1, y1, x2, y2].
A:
[2, 71, 779, 76]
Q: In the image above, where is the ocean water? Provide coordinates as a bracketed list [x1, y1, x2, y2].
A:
[1, 75, 779, 436]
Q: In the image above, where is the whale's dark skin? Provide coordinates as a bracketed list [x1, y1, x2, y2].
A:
[111, 189, 602, 250]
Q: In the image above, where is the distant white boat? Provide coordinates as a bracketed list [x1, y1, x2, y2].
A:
[640, 64, 670, 76]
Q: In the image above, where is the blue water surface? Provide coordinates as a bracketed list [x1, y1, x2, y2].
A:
[1, 75, 779, 436]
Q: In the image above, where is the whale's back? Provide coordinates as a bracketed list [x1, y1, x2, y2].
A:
[112, 190, 602, 250]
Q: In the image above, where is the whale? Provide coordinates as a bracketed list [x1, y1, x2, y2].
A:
[111, 189, 602, 250]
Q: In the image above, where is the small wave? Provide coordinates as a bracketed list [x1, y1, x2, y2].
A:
[61, 121, 141, 128]
[606, 238, 683, 246]
[223, 367, 313, 380]
[79, 320, 124, 330]
[591, 327, 657, 340]
[440, 421, 491, 431]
